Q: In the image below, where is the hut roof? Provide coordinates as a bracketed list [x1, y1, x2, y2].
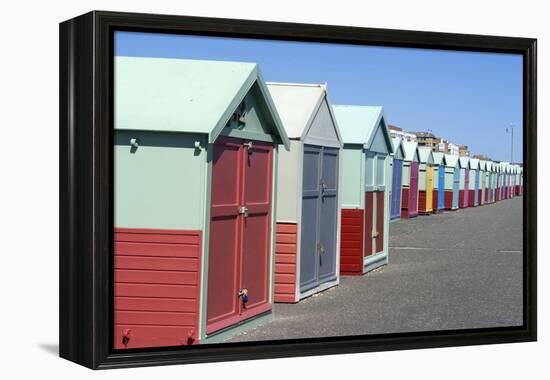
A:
[115, 56, 290, 149]
[444, 153, 459, 167]
[332, 105, 393, 154]
[267, 82, 343, 146]
[417, 146, 434, 164]
[432, 151, 445, 165]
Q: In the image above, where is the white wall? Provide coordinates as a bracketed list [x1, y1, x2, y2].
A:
[0, 1, 546, 379]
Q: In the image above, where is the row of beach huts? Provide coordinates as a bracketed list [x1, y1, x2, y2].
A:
[112, 57, 523, 349]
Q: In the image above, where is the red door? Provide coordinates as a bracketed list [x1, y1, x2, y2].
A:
[206, 137, 273, 335]
[375, 192, 385, 253]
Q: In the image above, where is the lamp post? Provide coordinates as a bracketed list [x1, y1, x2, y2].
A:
[506, 124, 515, 163]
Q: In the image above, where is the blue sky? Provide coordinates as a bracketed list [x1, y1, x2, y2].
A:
[115, 31, 523, 163]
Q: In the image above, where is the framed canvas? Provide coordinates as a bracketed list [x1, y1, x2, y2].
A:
[59, 10, 536, 369]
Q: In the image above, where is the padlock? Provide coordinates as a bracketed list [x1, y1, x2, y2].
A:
[238, 288, 249, 308]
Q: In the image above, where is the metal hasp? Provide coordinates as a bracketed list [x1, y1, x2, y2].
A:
[239, 205, 249, 218]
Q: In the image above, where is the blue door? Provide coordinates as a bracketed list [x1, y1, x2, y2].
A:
[300, 145, 339, 294]
[474, 171, 479, 206]
[318, 147, 339, 285]
[452, 169, 460, 209]
[390, 159, 403, 220]
[438, 164, 445, 209]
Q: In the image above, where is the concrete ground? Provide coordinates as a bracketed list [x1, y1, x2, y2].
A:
[228, 196, 523, 342]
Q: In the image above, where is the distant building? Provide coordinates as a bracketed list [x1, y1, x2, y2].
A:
[472, 154, 490, 161]
[413, 131, 439, 151]
[458, 144, 469, 157]
[389, 125, 416, 141]
[435, 138, 459, 155]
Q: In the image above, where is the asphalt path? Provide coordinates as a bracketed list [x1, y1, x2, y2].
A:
[228, 196, 523, 342]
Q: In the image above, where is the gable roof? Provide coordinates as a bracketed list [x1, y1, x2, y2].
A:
[444, 153, 459, 168]
[402, 140, 419, 161]
[469, 158, 480, 170]
[115, 56, 290, 149]
[391, 137, 406, 159]
[417, 146, 434, 164]
[459, 156, 470, 168]
[332, 105, 393, 153]
[432, 151, 444, 165]
[479, 160, 487, 170]
[267, 82, 343, 147]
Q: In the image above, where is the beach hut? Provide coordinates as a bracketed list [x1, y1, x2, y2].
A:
[432, 152, 445, 212]
[267, 82, 343, 303]
[519, 166, 524, 195]
[468, 158, 480, 207]
[496, 162, 503, 201]
[390, 137, 406, 221]
[458, 157, 470, 208]
[401, 140, 420, 218]
[333, 105, 394, 275]
[417, 146, 434, 214]
[487, 161, 497, 203]
[478, 160, 487, 206]
[113, 57, 290, 348]
[443, 154, 460, 210]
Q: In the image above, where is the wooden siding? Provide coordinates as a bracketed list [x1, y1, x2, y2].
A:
[114, 228, 202, 349]
[274, 223, 298, 303]
[340, 209, 364, 275]
[432, 189, 438, 212]
[401, 188, 409, 219]
[444, 191, 454, 210]
[468, 190, 477, 207]
[418, 191, 427, 214]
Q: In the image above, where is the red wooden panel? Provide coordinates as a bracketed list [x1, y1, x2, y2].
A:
[401, 188, 409, 218]
[207, 137, 242, 333]
[375, 192, 384, 253]
[485, 189, 489, 203]
[364, 192, 374, 257]
[241, 140, 273, 314]
[459, 190, 465, 208]
[277, 234, 297, 244]
[115, 242, 199, 258]
[115, 311, 196, 326]
[115, 284, 197, 299]
[276, 243, 297, 254]
[275, 273, 296, 284]
[276, 223, 298, 234]
[275, 253, 296, 264]
[432, 189, 438, 211]
[114, 325, 197, 349]
[468, 190, 476, 207]
[274, 223, 297, 303]
[115, 297, 197, 313]
[115, 229, 201, 245]
[115, 270, 197, 285]
[444, 191, 453, 210]
[418, 191, 427, 212]
[115, 256, 198, 272]
[113, 228, 202, 349]
[340, 209, 364, 275]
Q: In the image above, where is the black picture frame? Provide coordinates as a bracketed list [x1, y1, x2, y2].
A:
[59, 10, 537, 369]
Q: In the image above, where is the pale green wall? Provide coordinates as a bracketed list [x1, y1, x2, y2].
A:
[341, 145, 364, 209]
[469, 169, 477, 190]
[433, 166, 439, 188]
[444, 167, 455, 190]
[402, 161, 411, 187]
[276, 139, 302, 222]
[114, 130, 207, 229]
[418, 163, 427, 191]
[221, 84, 278, 143]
